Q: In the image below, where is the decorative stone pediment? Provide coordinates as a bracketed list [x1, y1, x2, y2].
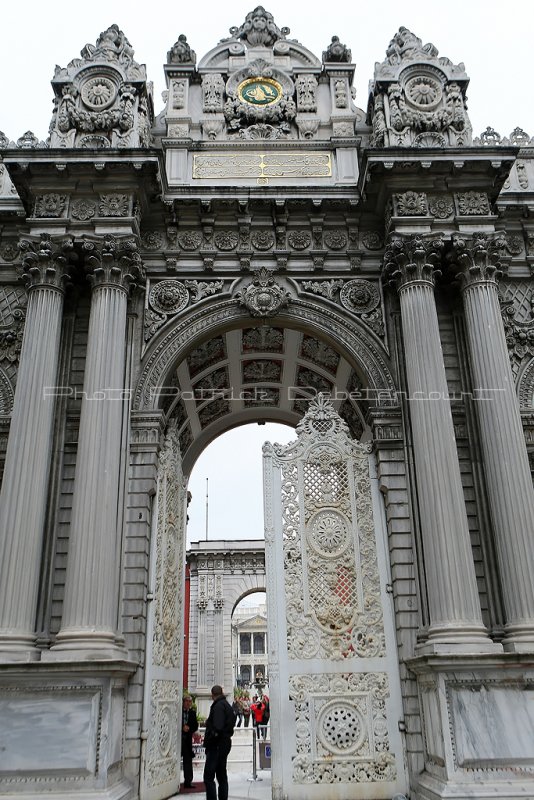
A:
[368, 27, 471, 147]
[49, 25, 153, 148]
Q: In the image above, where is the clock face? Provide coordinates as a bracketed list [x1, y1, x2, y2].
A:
[237, 77, 283, 107]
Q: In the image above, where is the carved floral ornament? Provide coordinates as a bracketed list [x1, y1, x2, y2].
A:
[145, 279, 224, 340]
[384, 233, 444, 287]
[236, 267, 291, 317]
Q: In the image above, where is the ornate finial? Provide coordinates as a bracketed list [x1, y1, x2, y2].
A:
[384, 27, 438, 66]
[236, 267, 290, 317]
[167, 34, 196, 64]
[80, 24, 135, 66]
[323, 36, 352, 63]
[296, 393, 350, 439]
[230, 6, 289, 48]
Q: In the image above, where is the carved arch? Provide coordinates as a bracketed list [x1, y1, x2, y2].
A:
[133, 296, 397, 412]
[518, 356, 534, 408]
[0, 368, 14, 415]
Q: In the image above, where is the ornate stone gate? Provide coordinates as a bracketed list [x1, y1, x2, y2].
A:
[1, 8, 534, 800]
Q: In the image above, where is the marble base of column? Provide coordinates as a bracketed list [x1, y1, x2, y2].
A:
[43, 628, 126, 661]
[416, 623, 502, 656]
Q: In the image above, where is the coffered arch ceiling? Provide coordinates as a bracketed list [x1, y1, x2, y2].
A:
[162, 321, 376, 472]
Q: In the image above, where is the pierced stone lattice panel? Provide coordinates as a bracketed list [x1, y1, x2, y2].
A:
[289, 672, 396, 784]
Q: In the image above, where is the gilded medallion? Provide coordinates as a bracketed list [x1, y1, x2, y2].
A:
[237, 77, 282, 106]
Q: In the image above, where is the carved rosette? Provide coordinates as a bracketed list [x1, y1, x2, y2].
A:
[383, 233, 444, 289]
[83, 235, 145, 292]
[145, 279, 224, 340]
[18, 234, 76, 292]
[289, 672, 395, 784]
[236, 267, 291, 317]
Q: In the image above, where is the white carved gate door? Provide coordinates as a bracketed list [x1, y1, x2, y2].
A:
[140, 421, 188, 800]
[263, 395, 408, 800]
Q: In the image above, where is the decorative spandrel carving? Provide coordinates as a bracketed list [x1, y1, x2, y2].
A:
[49, 25, 153, 148]
[323, 36, 352, 63]
[368, 27, 471, 147]
[145, 280, 192, 341]
[230, 6, 290, 48]
[299, 279, 384, 339]
[269, 395, 385, 661]
[289, 672, 395, 784]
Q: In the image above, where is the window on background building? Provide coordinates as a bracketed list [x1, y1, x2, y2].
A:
[253, 633, 265, 654]
[241, 666, 251, 684]
[240, 633, 251, 654]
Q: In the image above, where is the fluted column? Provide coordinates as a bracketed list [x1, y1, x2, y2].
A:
[385, 234, 495, 652]
[50, 236, 144, 658]
[0, 235, 73, 659]
[452, 233, 534, 652]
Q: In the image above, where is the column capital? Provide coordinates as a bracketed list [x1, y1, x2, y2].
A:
[83, 235, 146, 292]
[18, 233, 75, 292]
[383, 233, 443, 290]
[450, 231, 508, 289]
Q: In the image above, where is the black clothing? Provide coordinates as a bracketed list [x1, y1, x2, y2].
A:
[181, 705, 198, 788]
[203, 696, 235, 800]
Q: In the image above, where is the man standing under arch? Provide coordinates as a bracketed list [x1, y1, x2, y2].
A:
[203, 685, 236, 800]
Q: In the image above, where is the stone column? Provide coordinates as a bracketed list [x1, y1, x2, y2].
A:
[384, 234, 495, 652]
[0, 235, 73, 659]
[50, 236, 144, 658]
[452, 232, 534, 652]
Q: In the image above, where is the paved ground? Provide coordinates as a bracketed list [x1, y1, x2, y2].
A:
[169, 769, 272, 799]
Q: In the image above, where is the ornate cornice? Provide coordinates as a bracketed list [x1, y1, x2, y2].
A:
[383, 233, 443, 290]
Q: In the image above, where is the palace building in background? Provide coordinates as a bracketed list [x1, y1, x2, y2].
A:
[0, 7, 534, 800]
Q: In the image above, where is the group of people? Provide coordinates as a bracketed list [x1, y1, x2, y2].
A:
[182, 685, 270, 799]
[231, 693, 270, 736]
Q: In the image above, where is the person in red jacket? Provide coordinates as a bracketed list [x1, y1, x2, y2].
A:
[250, 695, 265, 735]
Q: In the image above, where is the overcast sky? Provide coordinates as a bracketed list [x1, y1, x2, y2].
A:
[3, 2, 533, 544]
[1, 1, 533, 139]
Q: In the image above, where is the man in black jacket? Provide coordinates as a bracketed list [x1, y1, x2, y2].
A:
[182, 695, 199, 788]
[203, 685, 236, 800]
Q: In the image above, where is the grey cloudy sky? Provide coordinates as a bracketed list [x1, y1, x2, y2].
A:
[2, 1, 533, 544]
[1, 0, 533, 139]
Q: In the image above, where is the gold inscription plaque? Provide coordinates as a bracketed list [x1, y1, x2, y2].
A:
[192, 152, 332, 185]
[237, 77, 282, 106]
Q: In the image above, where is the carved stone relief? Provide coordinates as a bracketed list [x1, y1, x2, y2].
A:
[145, 279, 224, 341]
[278, 396, 385, 660]
[289, 672, 395, 784]
[236, 267, 291, 317]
